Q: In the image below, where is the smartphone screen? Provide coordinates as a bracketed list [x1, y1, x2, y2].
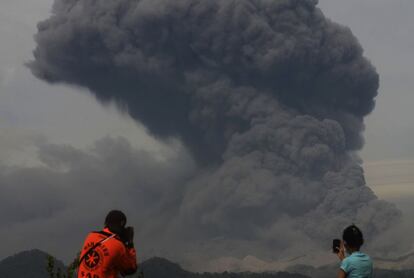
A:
[333, 239, 341, 253]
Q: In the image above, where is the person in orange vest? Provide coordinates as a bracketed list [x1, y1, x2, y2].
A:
[77, 210, 138, 278]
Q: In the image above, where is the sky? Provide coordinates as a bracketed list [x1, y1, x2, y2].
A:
[0, 0, 413, 268]
[318, 0, 414, 217]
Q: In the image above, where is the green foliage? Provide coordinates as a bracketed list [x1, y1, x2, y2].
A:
[129, 268, 144, 278]
[46, 256, 55, 278]
[46, 254, 79, 278]
[66, 254, 80, 278]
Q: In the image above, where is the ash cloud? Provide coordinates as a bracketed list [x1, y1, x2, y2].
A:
[27, 0, 408, 266]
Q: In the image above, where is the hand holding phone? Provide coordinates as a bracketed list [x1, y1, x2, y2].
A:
[333, 239, 346, 261]
[333, 239, 341, 253]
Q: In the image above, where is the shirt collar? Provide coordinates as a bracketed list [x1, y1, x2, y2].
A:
[103, 227, 115, 235]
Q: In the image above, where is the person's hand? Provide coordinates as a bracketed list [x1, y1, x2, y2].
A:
[120, 226, 134, 248]
[336, 241, 346, 261]
[124, 226, 134, 242]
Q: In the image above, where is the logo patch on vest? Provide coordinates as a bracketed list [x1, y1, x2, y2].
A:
[84, 249, 103, 270]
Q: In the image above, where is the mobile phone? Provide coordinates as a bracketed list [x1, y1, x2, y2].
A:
[333, 239, 341, 253]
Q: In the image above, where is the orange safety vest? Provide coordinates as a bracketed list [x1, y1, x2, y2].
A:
[78, 228, 137, 278]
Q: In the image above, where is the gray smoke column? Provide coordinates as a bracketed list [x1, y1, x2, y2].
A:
[29, 0, 404, 263]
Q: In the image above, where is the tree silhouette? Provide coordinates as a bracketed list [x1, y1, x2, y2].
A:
[46, 254, 79, 278]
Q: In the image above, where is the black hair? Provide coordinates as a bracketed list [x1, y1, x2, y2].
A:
[343, 224, 364, 249]
[105, 210, 127, 235]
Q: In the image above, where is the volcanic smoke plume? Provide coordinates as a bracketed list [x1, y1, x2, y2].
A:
[30, 0, 403, 263]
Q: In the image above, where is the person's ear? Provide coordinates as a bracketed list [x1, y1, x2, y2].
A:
[343, 241, 349, 249]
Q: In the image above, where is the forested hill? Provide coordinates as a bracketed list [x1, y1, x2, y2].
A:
[1, 250, 414, 278]
[141, 257, 308, 278]
[0, 249, 65, 278]
[0, 251, 308, 278]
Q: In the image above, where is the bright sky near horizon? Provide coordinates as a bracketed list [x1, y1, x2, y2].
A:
[0, 0, 413, 254]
